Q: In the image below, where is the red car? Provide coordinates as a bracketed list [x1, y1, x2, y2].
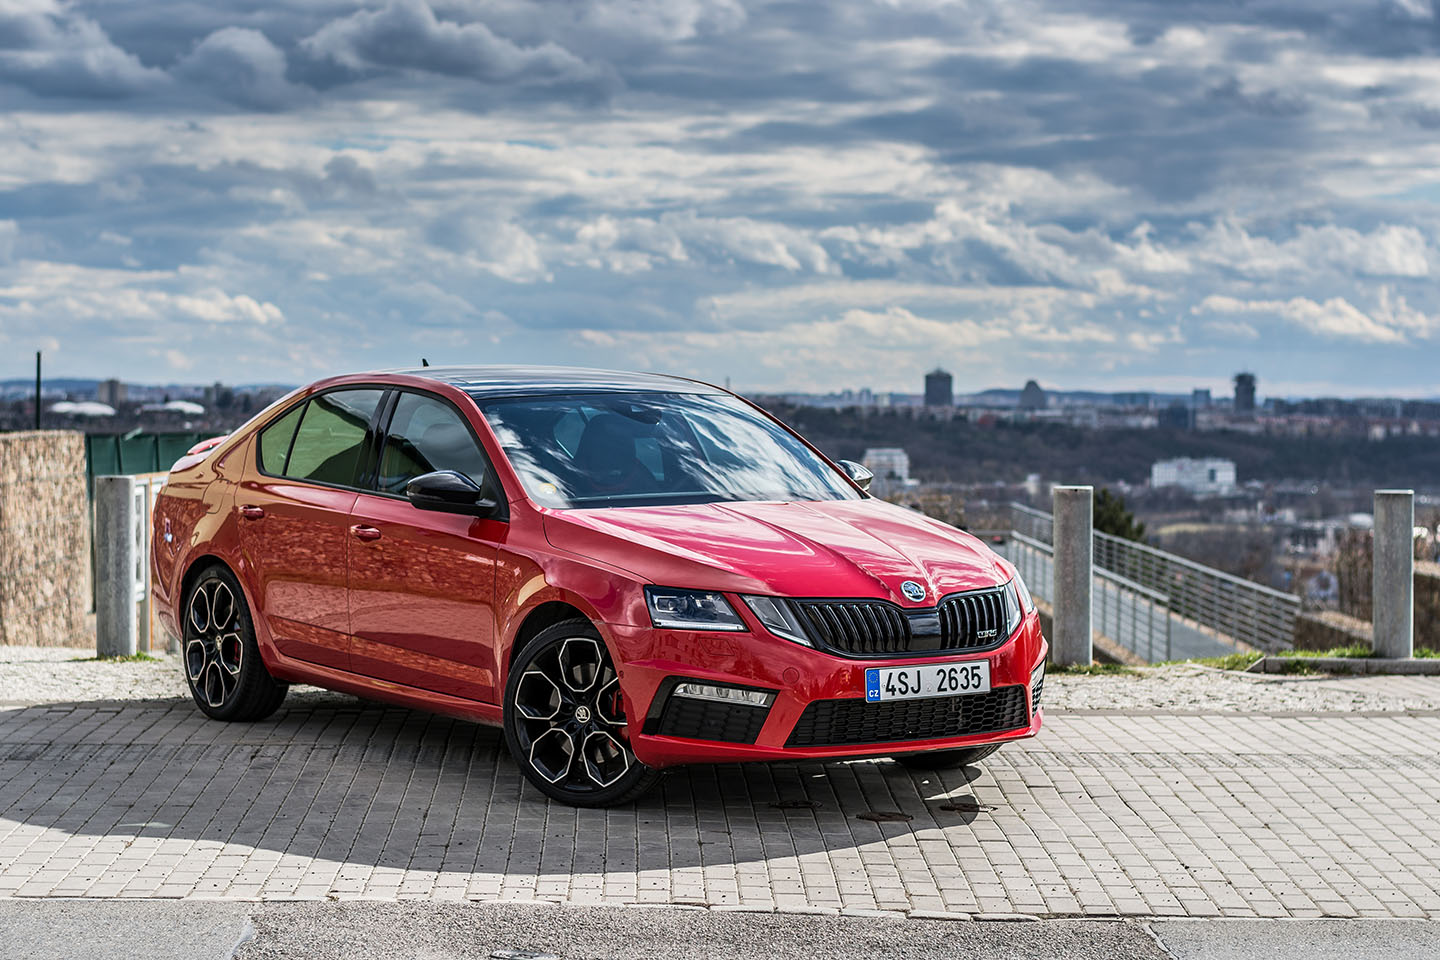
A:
[152, 366, 1046, 806]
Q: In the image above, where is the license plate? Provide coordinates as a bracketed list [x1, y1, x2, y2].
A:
[865, 661, 990, 703]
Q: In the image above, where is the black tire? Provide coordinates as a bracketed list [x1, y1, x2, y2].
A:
[891, 743, 1002, 770]
[503, 619, 660, 807]
[181, 565, 287, 722]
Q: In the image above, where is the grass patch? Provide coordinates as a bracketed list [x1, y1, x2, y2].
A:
[1278, 644, 1375, 659]
[1416, 648, 1440, 659]
[1182, 651, 1264, 671]
[1047, 662, 1135, 676]
[70, 652, 160, 664]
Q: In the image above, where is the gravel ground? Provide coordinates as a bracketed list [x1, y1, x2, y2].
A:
[2, 645, 1438, 712]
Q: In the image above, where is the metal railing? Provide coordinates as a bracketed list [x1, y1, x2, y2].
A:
[1010, 502, 1298, 654]
[1007, 531, 1172, 663]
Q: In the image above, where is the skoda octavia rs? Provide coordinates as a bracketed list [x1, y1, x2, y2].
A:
[152, 366, 1047, 806]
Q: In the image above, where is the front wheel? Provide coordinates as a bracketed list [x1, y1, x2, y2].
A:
[891, 743, 1002, 770]
[503, 619, 660, 807]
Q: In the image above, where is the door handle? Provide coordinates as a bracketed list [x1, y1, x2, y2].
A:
[239, 505, 266, 520]
[351, 524, 382, 542]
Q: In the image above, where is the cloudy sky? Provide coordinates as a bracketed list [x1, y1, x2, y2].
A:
[2, 0, 1439, 398]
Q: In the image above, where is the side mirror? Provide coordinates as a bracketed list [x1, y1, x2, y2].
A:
[405, 470, 499, 517]
[837, 459, 873, 493]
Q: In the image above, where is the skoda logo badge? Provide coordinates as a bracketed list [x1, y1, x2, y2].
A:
[900, 580, 926, 602]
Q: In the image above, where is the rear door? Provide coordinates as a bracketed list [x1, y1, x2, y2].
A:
[235, 387, 385, 671]
[347, 389, 504, 702]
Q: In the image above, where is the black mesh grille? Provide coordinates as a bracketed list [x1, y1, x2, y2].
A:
[785, 685, 1028, 748]
[786, 588, 1010, 658]
[939, 591, 1008, 650]
[789, 600, 910, 656]
[1031, 675, 1044, 711]
[654, 696, 769, 744]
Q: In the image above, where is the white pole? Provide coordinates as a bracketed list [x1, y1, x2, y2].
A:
[1373, 490, 1414, 659]
[1052, 485, 1093, 666]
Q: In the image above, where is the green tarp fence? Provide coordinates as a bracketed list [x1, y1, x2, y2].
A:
[84, 432, 213, 497]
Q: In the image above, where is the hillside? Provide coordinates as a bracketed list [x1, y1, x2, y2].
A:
[761, 403, 1440, 490]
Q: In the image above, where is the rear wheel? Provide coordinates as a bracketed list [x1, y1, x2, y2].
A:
[182, 566, 287, 722]
[891, 743, 1002, 770]
[503, 619, 660, 807]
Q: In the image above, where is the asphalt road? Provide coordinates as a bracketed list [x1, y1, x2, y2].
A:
[4, 901, 1438, 960]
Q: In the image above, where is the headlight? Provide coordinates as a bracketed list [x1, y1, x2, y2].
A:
[1013, 572, 1035, 614]
[740, 595, 813, 647]
[1002, 578, 1036, 639]
[644, 587, 746, 631]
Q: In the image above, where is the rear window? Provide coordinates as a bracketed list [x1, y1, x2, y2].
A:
[257, 404, 303, 476]
[279, 389, 384, 487]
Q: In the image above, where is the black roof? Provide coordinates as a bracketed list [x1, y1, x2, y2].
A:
[384, 364, 725, 399]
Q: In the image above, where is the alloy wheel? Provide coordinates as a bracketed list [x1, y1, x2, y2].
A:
[184, 578, 245, 709]
[511, 636, 634, 794]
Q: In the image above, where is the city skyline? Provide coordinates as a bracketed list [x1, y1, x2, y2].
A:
[2, 1, 1439, 395]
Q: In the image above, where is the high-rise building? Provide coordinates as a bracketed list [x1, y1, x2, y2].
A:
[1191, 388, 1212, 409]
[924, 369, 953, 407]
[1234, 373, 1257, 413]
[96, 379, 126, 407]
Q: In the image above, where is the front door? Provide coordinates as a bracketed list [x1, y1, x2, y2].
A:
[236, 387, 385, 671]
[348, 390, 504, 702]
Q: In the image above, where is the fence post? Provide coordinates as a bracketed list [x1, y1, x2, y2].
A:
[1052, 485, 1093, 666]
[95, 475, 140, 658]
[1373, 489, 1414, 659]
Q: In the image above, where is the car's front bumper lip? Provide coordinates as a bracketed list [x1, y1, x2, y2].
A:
[603, 612, 1047, 768]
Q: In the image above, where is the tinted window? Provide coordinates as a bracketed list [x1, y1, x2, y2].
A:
[479, 392, 859, 509]
[284, 389, 384, 486]
[378, 393, 491, 494]
[257, 403, 304, 476]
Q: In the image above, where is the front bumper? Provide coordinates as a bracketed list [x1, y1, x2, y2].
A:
[605, 611, 1047, 769]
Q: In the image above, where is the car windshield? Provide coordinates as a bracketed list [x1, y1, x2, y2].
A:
[477, 392, 860, 509]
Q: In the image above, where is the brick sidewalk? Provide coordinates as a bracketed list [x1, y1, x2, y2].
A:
[2, 692, 1438, 918]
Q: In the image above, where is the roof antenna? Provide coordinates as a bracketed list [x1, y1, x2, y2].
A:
[421, 358, 430, 367]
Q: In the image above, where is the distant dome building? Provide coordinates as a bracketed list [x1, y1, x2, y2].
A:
[1019, 380, 1047, 411]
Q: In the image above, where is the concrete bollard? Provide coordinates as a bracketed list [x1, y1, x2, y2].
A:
[95, 475, 139, 658]
[1052, 485, 1094, 666]
[1373, 489, 1414, 659]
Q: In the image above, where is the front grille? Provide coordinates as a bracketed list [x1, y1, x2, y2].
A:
[654, 696, 769, 744]
[786, 685, 1028, 748]
[786, 588, 1011, 658]
[1031, 675, 1044, 711]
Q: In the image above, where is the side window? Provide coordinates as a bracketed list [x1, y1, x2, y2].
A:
[378, 393, 491, 494]
[257, 403, 304, 476]
[284, 389, 384, 487]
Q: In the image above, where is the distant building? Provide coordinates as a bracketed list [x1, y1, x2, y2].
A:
[862, 447, 911, 483]
[924, 369, 953, 408]
[96, 378, 126, 407]
[1159, 402, 1193, 430]
[1019, 380, 1047, 411]
[1191, 388, 1212, 409]
[1234, 373, 1257, 413]
[1150, 457, 1237, 495]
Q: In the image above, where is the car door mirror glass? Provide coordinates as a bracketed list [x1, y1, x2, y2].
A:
[837, 459, 873, 493]
[405, 469, 498, 517]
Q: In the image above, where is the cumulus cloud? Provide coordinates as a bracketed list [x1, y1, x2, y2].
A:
[0, 0, 168, 97]
[0, 220, 16, 263]
[174, 27, 307, 111]
[299, 0, 593, 85]
[1194, 292, 1437, 344]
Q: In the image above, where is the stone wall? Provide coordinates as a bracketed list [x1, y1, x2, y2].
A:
[0, 431, 91, 646]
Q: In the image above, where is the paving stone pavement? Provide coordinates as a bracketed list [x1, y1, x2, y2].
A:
[2, 690, 1439, 919]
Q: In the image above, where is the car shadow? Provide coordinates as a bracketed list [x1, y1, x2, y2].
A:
[0, 691, 1000, 888]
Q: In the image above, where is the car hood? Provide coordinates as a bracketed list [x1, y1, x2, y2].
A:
[543, 498, 1008, 604]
